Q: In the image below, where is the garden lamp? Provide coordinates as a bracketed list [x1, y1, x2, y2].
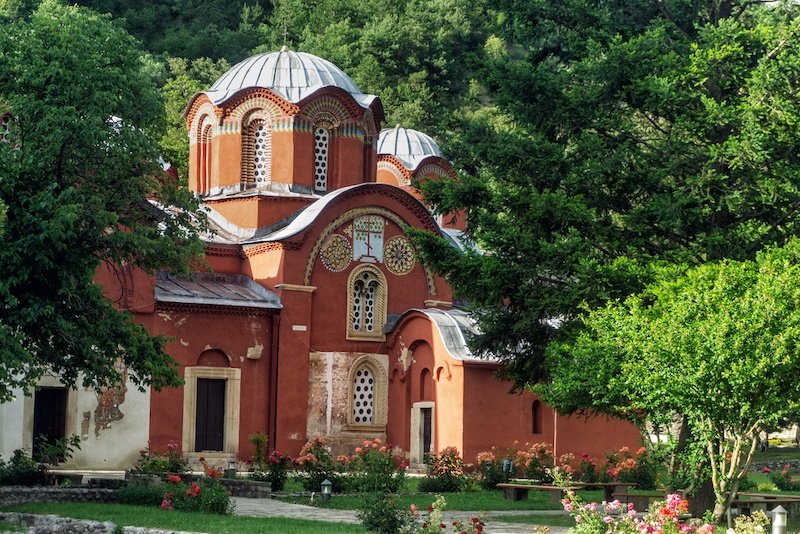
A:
[772, 505, 787, 534]
[321, 479, 332, 502]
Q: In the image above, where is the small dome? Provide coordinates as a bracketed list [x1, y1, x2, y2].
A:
[377, 125, 442, 170]
[205, 46, 376, 108]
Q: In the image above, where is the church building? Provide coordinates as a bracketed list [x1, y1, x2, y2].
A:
[0, 48, 640, 470]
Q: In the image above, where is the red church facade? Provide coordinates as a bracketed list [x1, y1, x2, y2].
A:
[0, 47, 641, 471]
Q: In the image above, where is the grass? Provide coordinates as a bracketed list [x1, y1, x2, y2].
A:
[277, 476, 604, 511]
[1, 503, 366, 534]
[0, 520, 26, 532]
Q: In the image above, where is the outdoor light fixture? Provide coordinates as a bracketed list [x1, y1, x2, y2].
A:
[772, 505, 787, 534]
[321, 478, 332, 502]
[228, 458, 236, 470]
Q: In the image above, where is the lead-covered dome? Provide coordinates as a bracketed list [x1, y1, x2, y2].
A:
[377, 125, 442, 171]
[204, 46, 377, 108]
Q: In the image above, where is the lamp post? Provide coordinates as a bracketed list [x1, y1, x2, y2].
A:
[321, 479, 332, 502]
[224, 457, 237, 479]
[772, 505, 787, 534]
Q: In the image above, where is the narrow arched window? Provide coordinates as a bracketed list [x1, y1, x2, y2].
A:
[242, 118, 271, 187]
[200, 124, 213, 193]
[313, 127, 329, 193]
[352, 366, 375, 424]
[532, 400, 542, 434]
[347, 265, 387, 341]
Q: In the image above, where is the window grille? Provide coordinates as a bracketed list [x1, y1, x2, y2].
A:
[253, 123, 271, 184]
[314, 127, 329, 192]
[352, 367, 375, 424]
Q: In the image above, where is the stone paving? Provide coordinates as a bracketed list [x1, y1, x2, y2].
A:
[232, 496, 572, 534]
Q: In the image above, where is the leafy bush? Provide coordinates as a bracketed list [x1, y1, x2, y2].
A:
[295, 437, 344, 492]
[769, 465, 800, 491]
[420, 447, 466, 493]
[356, 492, 409, 534]
[33, 434, 81, 465]
[130, 443, 188, 475]
[405, 495, 487, 534]
[249, 432, 269, 471]
[250, 450, 292, 491]
[344, 438, 404, 494]
[475, 442, 553, 489]
[116, 480, 165, 506]
[162, 475, 233, 514]
[0, 449, 47, 486]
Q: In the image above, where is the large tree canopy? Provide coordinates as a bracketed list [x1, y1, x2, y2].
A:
[414, 0, 800, 387]
[0, 0, 205, 401]
[544, 240, 800, 521]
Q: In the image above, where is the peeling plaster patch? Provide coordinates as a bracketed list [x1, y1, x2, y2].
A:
[204, 344, 212, 351]
[180, 339, 189, 346]
[94, 362, 127, 438]
[246, 343, 264, 360]
[326, 352, 333, 435]
[176, 316, 187, 327]
[157, 312, 172, 322]
[399, 347, 413, 372]
[81, 412, 91, 441]
[289, 433, 302, 441]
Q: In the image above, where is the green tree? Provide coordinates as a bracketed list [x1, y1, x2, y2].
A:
[547, 241, 800, 522]
[415, 1, 800, 387]
[0, 0, 205, 401]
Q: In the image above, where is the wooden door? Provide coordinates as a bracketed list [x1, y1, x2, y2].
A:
[195, 378, 225, 451]
[421, 407, 432, 455]
[33, 387, 67, 460]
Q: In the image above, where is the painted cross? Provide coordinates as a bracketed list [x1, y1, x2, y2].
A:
[352, 216, 384, 263]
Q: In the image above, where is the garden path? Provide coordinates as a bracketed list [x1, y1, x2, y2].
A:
[231, 497, 571, 533]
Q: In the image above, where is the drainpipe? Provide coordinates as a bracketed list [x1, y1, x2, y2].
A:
[268, 314, 280, 454]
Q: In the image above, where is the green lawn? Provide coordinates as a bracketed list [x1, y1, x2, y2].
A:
[1, 503, 366, 534]
[277, 476, 603, 511]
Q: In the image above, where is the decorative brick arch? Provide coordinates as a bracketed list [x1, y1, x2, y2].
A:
[189, 102, 219, 143]
[302, 96, 350, 128]
[303, 206, 437, 296]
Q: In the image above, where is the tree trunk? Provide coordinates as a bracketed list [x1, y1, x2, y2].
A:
[689, 477, 715, 519]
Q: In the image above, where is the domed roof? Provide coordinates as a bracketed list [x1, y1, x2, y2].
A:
[204, 46, 377, 108]
[377, 125, 442, 171]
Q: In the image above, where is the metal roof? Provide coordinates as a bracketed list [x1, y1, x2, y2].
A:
[377, 125, 442, 171]
[155, 272, 281, 310]
[204, 46, 377, 108]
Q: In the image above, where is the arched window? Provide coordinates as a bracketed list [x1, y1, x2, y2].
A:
[352, 366, 375, 424]
[200, 124, 213, 193]
[313, 126, 329, 193]
[347, 265, 387, 341]
[347, 355, 388, 429]
[532, 400, 542, 434]
[242, 118, 271, 187]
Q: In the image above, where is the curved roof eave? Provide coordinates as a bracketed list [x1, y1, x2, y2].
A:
[389, 308, 497, 364]
[253, 183, 440, 243]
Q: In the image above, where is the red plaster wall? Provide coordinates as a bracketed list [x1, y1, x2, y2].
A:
[461, 366, 642, 463]
[136, 309, 274, 461]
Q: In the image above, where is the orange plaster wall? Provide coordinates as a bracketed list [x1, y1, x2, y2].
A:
[136, 309, 274, 461]
[94, 263, 156, 314]
[336, 137, 367, 188]
[205, 196, 315, 229]
[461, 366, 642, 463]
[212, 133, 242, 189]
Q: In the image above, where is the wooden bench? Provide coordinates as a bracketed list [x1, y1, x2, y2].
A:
[612, 491, 667, 512]
[574, 482, 637, 502]
[496, 483, 577, 504]
[733, 493, 800, 516]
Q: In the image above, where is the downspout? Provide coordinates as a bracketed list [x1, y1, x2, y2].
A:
[268, 314, 280, 454]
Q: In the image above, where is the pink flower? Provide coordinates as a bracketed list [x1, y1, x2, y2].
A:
[564, 503, 573, 512]
[167, 475, 181, 484]
[160, 499, 172, 510]
[761, 466, 772, 474]
[603, 516, 614, 524]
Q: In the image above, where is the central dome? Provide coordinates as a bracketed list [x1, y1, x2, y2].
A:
[205, 46, 375, 107]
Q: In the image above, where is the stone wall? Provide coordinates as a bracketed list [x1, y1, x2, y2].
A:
[0, 512, 203, 534]
[0, 487, 116, 507]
